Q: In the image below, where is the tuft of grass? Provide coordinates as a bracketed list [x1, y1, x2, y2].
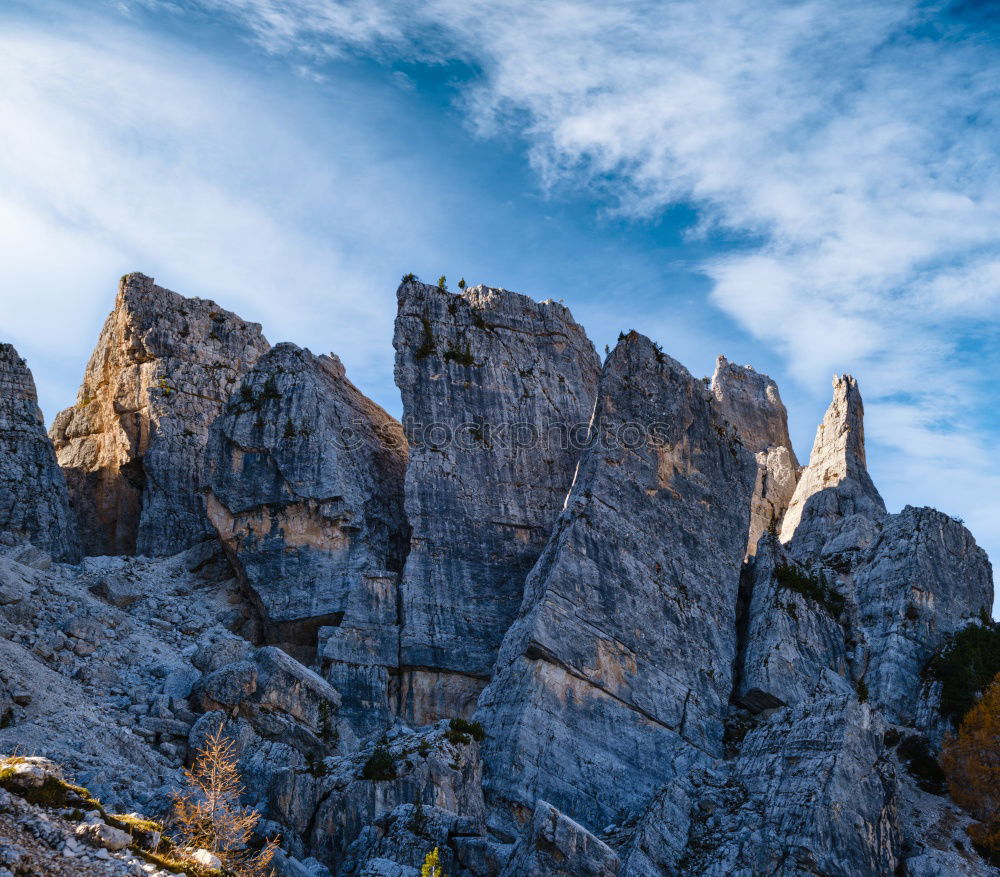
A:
[443, 344, 475, 368]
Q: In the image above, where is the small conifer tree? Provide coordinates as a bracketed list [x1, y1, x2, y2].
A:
[437, 275, 447, 290]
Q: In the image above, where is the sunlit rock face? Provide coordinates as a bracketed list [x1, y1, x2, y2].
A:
[711, 355, 800, 557]
[204, 342, 409, 728]
[393, 279, 600, 724]
[779, 374, 885, 557]
[0, 344, 78, 561]
[50, 273, 269, 557]
[478, 332, 756, 837]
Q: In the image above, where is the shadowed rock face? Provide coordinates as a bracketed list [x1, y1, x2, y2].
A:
[779, 374, 886, 556]
[393, 279, 600, 724]
[0, 344, 78, 562]
[50, 274, 269, 557]
[477, 332, 757, 836]
[711, 356, 800, 557]
[204, 343, 408, 719]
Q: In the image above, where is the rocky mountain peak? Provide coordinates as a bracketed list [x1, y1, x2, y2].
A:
[0, 344, 78, 562]
[779, 373, 886, 554]
[49, 273, 269, 557]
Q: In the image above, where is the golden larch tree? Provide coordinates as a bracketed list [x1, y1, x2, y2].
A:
[940, 671, 1000, 859]
[171, 719, 279, 876]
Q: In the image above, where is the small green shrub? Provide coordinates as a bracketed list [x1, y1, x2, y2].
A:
[415, 316, 435, 359]
[773, 563, 844, 617]
[437, 275, 447, 290]
[361, 744, 396, 780]
[927, 622, 1000, 725]
[318, 701, 338, 748]
[304, 751, 328, 777]
[458, 278, 466, 290]
[284, 418, 296, 438]
[443, 344, 475, 367]
[856, 678, 869, 703]
[402, 272, 417, 283]
[446, 718, 486, 745]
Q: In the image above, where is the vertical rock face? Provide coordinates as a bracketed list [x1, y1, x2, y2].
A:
[0, 345, 78, 562]
[852, 506, 992, 727]
[737, 534, 852, 707]
[711, 356, 799, 557]
[393, 279, 600, 723]
[50, 274, 269, 557]
[204, 343, 408, 719]
[477, 333, 757, 835]
[779, 374, 885, 556]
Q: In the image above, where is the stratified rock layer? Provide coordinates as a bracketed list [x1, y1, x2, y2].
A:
[712, 356, 800, 556]
[779, 374, 885, 556]
[0, 345, 78, 561]
[394, 280, 600, 723]
[477, 332, 757, 835]
[205, 343, 408, 725]
[50, 274, 269, 557]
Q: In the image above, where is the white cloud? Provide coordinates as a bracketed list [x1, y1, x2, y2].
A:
[149, 0, 1000, 597]
[0, 9, 451, 419]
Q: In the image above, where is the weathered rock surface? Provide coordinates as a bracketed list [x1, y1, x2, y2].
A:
[852, 506, 993, 728]
[261, 721, 486, 874]
[205, 343, 408, 719]
[670, 697, 901, 877]
[0, 345, 78, 561]
[736, 534, 853, 707]
[779, 374, 886, 556]
[711, 356, 800, 557]
[50, 273, 269, 556]
[394, 279, 600, 723]
[500, 800, 619, 877]
[477, 332, 757, 835]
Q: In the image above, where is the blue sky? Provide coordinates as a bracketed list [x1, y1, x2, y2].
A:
[1, 0, 998, 609]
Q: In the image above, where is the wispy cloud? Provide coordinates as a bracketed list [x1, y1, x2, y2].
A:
[164, 0, 1000, 580]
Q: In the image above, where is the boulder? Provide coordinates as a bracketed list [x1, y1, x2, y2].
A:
[0, 344, 78, 562]
[50, 272, 269, 556]
[477, 332, 757, 835]
[393, 280, 600, 724]
[500, 800, 619, 877]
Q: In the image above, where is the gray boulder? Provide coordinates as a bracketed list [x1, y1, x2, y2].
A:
[0, 344, 78, 562]
[394, 279, 600, 723]
[477, 332, 757, 835]
[50, 272, 269, 556]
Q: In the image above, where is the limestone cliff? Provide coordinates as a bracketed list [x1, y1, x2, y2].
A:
[477, 332, 757, 836]
[0, 344, 78, 561]
[393, 279, 600, 724]
[711, 355, 800, 557]
[204, 342, 408, 730]
[50, 274, 269, 556]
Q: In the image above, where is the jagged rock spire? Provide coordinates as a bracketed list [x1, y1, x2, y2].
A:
[393, 278, 600, 724]
[711, 355, 800, 556]
[779, 374, 885, 555]
[50, 273, 269, 557]
[477, 331, 757, 837]
[0, 344, 78, 561]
